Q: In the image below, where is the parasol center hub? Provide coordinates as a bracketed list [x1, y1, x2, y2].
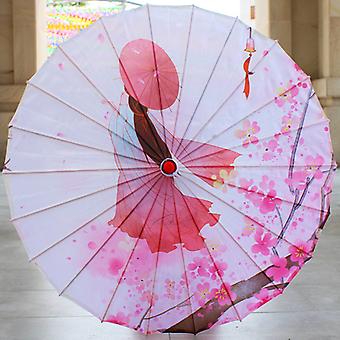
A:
[160, 158, 177, 176]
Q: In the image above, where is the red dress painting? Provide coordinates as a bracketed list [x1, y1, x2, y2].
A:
[108, 39, 240, 253]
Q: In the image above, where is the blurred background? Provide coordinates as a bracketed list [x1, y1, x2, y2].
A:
[0, 0, 339, 162]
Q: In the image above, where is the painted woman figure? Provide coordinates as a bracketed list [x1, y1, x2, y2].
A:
[109, 39, 240, 253]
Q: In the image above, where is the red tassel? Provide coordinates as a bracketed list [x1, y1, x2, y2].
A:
[243, 55, 252, 99]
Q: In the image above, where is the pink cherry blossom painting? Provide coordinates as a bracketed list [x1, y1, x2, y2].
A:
[3, 5, 336, 335]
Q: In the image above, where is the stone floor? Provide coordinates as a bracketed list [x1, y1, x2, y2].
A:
[0, 173, 339, 340]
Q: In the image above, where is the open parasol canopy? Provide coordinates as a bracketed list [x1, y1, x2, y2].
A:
[3, 5, 337, 334]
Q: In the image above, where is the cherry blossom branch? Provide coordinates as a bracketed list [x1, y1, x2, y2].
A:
[164, 258, 294, 334]
[275, 206, 284, 229]
[275, 174, 317, 249]
[135, 305, 151, 331]
[143, 294, 195, 321]
[288, 88, 314, 194]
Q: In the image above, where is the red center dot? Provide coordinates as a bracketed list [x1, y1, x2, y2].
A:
[161, 159, 177, 175]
